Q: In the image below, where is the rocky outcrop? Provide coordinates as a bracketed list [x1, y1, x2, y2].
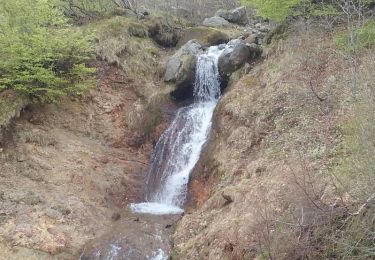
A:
[166, 36, 263, 100]
[165, 40, 202, 99]
[177, 27, 229, 48]
[215, 6, 248, 25]
[203, 16, 231, 28]
[219, 39, 250, 77]
[218, 39, 262, 77]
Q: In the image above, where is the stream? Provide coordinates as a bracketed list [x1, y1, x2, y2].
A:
[80, 44, 226, 260]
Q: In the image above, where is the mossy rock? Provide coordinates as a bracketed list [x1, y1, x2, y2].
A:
[178, 27, 230, 48]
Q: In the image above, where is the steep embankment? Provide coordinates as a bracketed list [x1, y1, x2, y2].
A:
[173, 24, 374, 259]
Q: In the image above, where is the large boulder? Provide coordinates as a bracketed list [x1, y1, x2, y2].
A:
[165, 40, 202, 99]
[215, 6, 248, 25]
[218, 39, 250, 77]
[177, 27, 229, 48]
[203, 16, 231, 28]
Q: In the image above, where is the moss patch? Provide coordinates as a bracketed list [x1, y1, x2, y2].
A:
[178, 27, 230, 47]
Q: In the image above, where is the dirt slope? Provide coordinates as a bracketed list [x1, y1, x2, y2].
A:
[0, 63, 169, 259]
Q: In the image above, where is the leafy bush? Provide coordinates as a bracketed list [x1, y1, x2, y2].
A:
[242, 0, 300, 21]
[0, 0, 94, 103]
[335, 19, 375, 52]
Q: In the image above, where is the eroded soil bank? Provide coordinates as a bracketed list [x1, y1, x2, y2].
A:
[0, 63, 173, 259]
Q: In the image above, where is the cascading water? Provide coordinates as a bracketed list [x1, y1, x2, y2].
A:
[131, 45, 225, 215]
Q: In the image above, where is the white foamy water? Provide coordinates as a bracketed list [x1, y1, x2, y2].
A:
[149, 249, 168, 260]
[131, 45, 225, 215]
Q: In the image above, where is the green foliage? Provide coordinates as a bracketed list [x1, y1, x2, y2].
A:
[292, 1, 340, 19]
[242, 0, 342, 22]
[335, 19, 375, 52]
[0, 0, 94, 103]
[308, 3, 340, 18]
[242, 0, 300, 21]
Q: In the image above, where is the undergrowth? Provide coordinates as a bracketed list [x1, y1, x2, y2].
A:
[335, 18, 375, 52]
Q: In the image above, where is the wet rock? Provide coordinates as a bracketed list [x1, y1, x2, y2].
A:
[218, 39, 250, 77]
[165, 40, 201, 83]
[203, 16, 231, 28]
[165, 40, 202, 100]
[215, 6, 248, 25]
[177, 27, 229, 48]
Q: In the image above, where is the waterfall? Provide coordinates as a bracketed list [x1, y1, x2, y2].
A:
[130, 45, 225, 215]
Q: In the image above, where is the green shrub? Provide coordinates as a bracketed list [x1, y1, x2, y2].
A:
[242, 0, 300, 21]
[0, 0, 94, 103]
[335, 19, 375, 52]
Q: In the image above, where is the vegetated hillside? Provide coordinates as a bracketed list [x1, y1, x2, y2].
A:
[0, 0, 375, 259]
[174, 5, 375, 260]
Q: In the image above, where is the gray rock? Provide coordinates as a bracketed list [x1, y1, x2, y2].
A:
[218, 39, 250, 77]
[203, 16, 231, 28]
[164, 40, 202, 86]
[244, 34, 258, 45]
[215, 6, 248, 25]
[255, 23, 270, 33]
